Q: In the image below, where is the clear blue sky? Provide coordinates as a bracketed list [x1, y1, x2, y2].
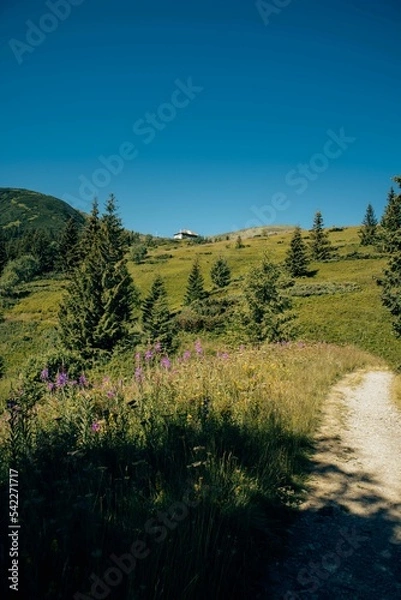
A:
[0, 0, 400, 237]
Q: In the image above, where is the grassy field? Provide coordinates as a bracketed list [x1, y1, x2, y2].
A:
[0, 340, 381, 599]
[0, 223, 399, 598]
[1, 225, 400, 399]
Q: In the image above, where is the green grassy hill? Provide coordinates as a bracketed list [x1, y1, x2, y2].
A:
[1, 223, 400, 399]
[0, 188, 85, 237]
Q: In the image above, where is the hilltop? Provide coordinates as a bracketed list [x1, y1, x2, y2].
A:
[0, 188, 86, 237]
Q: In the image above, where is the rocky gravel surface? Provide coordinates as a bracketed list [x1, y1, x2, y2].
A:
[264, 370, 401, 600]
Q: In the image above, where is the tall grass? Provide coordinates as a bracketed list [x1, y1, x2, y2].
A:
[0, 341, 380, 599]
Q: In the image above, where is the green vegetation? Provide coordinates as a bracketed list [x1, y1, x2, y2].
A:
[309, 211, 333, 260]
[1, 183, 401, 598]
[285, 226, 310, 277]
[359, 203, 378, 246]
[0, 188, 85, 236]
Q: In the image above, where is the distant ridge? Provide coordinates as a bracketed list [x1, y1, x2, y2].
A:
[0, 188, 86, 237]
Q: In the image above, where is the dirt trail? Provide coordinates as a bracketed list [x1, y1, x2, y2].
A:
[265, 370, 401, 599]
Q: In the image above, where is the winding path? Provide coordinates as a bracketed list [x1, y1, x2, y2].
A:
[265, 370, 401, 599]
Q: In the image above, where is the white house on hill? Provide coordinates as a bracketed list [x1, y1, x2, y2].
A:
[173, 229, 199, 240]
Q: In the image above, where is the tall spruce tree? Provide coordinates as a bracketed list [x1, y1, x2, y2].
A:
[382, 228, 401, 336]
[380, 186, 401, 251]
[142, 275, 173, 349]
[210, 257, 231, 288]
[184, 258, 206, 305]
[58, 197, 138, 359]
[243, 257, 295, 342]
[58, 217, 81, 273]
[359, 204, 378, 246]
[309, 211, 332, 261]
[285, 226, 310, 277]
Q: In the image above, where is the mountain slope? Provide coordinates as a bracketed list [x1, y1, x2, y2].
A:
[0, 188, 85, 237]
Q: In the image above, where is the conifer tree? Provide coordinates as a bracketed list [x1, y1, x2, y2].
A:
[380, 186, 401, 251]
[359, 204, 378, 246]
[58, 217, 81, 273]
[309, 211, 332, 261]
[58, 197, 138, 359]
[142, 275, 173, 349]
[243, 257, 295, 342]
[382, 228, 401, 336]
[285, 226, 310, 277]
[210, 257, 231, 288]
[184, 258, 206, 305]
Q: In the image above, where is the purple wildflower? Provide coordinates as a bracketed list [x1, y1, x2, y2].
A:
[106, 390, 115, 399]
[144, 349, 153, 362]
[182, 350, 191, 361]
[40, 368, 49, 382]
[160, 356, 171, 370]
[78, 374, 88, 387]
[217, 352, 229, 360]
[135, 367, 144, 383]
[135, 352, 142, 364]
[154, 341, 162, 353]
[195, 340, 203, 356]
[91, 421, 101, 432]
[55, 372, 68, 388]
[47, 382, 55, 392]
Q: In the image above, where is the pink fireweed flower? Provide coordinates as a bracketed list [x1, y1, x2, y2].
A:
[144, 349, 153, 362]
[160, 356, 171, 370]
[55, 372, 68, 388]
[194, 340, 203, 355]
[40, 368, 49, 382]
[106, 390, 115, 398]
[182, 350, 191, 361]
[47, 382, 55, 392]
[135, 367, 144, 383]
[135, 352, 142, 364]
[91, 421, 101, 432]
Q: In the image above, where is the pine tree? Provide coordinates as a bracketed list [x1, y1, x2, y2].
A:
[381, 229, 401, 336]
[210, 257, 231, 288]
[285, 226, 310, 277]
[380, 186, 401, 251]
[58, 197, 138, 359]
[184, 258, 206, 305]
[359, 204, 378, 246]
[142, 275, 173, 349]
[243, 257, 295, 342]
[58, 217, 81, 273]
[309, 211, 332, 261]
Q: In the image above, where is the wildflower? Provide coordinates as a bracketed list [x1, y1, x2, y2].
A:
[195, 340, 203, 355]
[135, 352, 142, 364]
[135, 367, 144, 383]
[78, 374, 88, 387]
[154, 341, 162, 353]
[144, 349, 153, 362]
[91, 420, 101, 432]
[47, 382, 55, 392]
[217, 352, 229, 360]
[182, 350, 191, 361]
[106, 390, 115, 399]
[55, 371, 68, 387]
[160, 356, 171, 370]
[40, 368, 49, 382]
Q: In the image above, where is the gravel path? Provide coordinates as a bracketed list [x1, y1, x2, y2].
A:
[265, 370, 401, 599]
